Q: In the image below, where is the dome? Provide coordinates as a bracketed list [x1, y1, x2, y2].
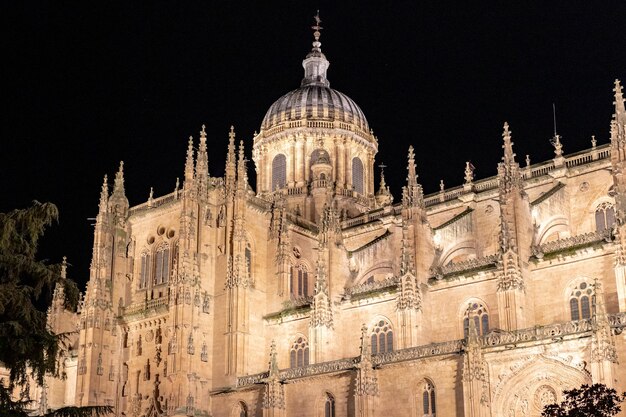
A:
[261, 86, 369, 132]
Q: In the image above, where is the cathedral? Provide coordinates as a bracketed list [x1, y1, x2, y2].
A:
[32, 16, 626, 417]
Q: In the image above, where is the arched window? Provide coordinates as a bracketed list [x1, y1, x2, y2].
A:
[422, 380, 436, 417]
[570, 281, 593, 320]
[245, 243, 252, 279]
[139, 252, 151, 289]
[352, 157, 364, 195]
[595, 202, 616, 232]
[290, 264, 309, 297]
[370, 319, 393, 355]
[232, 402, 247, 417]
[272, 154, 287, 191]
[463, 301, 489, 337]
[324, 393, 335, 417]
[154, 244, 170, 285]
[289, 336, 309, 368]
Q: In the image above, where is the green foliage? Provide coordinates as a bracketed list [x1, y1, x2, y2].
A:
[542, 383, 626, 417]
[0, 202, 83, 413]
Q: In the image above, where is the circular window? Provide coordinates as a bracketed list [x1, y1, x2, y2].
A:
[147, 236, 155, 245]
[157, 226, 166, 236]
[167, 229, 176, 239]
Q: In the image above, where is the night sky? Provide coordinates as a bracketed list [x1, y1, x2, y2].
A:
[3, 1, 625, 289]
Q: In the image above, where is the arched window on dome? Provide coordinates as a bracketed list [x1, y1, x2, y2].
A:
[463, 301, 489, 337]
[272, 154, 287, 191]
[154, 244, 170, 285]
[289, 336, 309, 368]
[352, 157, 364, 195]
[569, 281, 593, 320]
[421, 379, 437, 417]
[595, 202, 616, 232]
[290, 264, 309, 298]
[370, 319, 393, 355]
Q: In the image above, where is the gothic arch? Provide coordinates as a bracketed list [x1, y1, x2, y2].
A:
[493, 355, 589, 417]
[230, 400, 248, 417]
[368, 316, 394, 355]
[358, 261, 394, 285]
[535, 215, 569, 245]
[315, 390, 336, 417]
[440, 239, 477, 265]
[563, 277, 594, 321]
[458, 297, 490, 338]
[415, 377, 437, 417]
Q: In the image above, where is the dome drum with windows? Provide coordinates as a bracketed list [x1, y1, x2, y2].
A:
[252, 15, 378, 219]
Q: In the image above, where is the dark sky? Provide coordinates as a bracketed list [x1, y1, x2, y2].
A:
[3, 1, 625, 289]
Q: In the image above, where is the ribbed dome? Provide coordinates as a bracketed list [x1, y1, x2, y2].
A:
[261, 85, 370, 132]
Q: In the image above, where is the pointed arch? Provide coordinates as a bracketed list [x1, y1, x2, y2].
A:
[154, 242, 170, 285]
[231, 400, 248, 417]
[289, 334, 310, 368]
[369, 316, 394, 355]
[535, 215, 569, 245]
[565, 277, 594, 321]
[439, 239, 477, 265]
[418, 378, 437, 417]
[460, 298, 490, 338]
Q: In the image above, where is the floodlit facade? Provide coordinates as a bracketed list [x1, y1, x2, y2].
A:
[40, 21, 626, 417]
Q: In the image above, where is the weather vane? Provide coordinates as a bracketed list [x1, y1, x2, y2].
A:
[312, 10, 322, 41]
[378, 162, 387, 175]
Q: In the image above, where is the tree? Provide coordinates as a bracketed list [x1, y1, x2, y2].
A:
[542, 383, 626, 417]
[0, 201, 111, 416]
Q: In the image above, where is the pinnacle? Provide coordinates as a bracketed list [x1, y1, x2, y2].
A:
[502, 122, 516, 164]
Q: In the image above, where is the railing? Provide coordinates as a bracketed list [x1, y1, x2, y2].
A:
[129, 191, 180, 216]
[235, 312, 626, 388]
[534, 229, 612, 258]
[434, 253, 500, 277]
[423, 144, 611, 208]
[344, 275, 399, 298]
[122, 297, 168, 316]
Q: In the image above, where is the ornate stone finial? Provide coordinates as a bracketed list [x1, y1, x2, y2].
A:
[407, 146, 418, 186]
[268, 340, 279, 376]
[591, 135, 597, 148]
[98, 174, 109, 213]
[525, 154, 531, 167]
[439, 180, 445, 192]
[502, 122, 516, 164]
[61, 256, 67, 279]
[614, 79, 625, 124]
[185, 136, 195, 182]
[359, 324, 370, 358]
[376, 163, 393, 206]
[550, 134, 564, 158]
[148, 187, 154, 205]
[111, 161, 126, 197]
[175, 177, 180, 191]
[464, 161, 474, 185]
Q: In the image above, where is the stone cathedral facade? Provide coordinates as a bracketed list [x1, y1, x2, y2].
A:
[37, 22, 626, 417]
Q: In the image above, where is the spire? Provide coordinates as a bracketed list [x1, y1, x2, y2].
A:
[615, 79, 625, 125]
[501, 122, 516, 165]
[236, 140, 248, 191]
[301, 11, 330, 87]
[196, 125, 209, 196]
[402, 146, 424, 209]
[375, 163, 393, 206]
[61, 256, 67, 279]
[184, 136, 195, 185]
[226, 126, 237, 192]
[112, 161, 125, 197]
[98, 174, 108, 214]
